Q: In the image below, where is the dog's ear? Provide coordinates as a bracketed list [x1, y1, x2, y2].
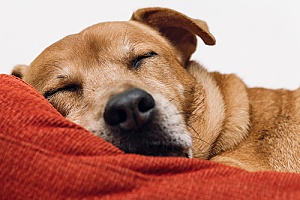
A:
[11, 64, 28, 79]
[131, 7, 216, 64]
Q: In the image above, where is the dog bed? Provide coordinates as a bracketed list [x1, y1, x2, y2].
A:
[1, 74, 300, 199]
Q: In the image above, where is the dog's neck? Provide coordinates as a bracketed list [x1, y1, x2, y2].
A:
[187, 62, 250, 159]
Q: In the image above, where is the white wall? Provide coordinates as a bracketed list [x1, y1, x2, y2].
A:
[0, 0, 299, 89]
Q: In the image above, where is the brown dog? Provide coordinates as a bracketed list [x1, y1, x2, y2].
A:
[12, 7, 300, 172]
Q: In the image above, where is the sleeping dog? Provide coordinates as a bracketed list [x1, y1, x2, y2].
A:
[12, 7, 300, 172]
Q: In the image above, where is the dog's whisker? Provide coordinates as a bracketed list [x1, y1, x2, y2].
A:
[162, 109, 210, 158]
[187, 124, 210, 145]
[166, 96, 177, 106]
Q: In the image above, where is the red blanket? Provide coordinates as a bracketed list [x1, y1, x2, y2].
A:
[1, 74, 300, 199]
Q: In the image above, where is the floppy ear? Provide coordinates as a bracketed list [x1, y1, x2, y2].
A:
[131, 7, 216, 64]
[11, 64, 28, 79]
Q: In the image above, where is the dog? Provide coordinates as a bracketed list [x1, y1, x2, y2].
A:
[12, 7, 300, 172]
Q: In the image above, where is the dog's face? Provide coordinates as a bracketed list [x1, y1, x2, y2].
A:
[12, 8, 216, 157]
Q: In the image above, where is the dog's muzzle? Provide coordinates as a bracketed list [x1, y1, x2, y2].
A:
[103, 88, 189, 157]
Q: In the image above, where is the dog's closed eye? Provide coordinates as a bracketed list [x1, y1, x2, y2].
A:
[44, 84, 80, 99]
[131, 51, 157, 69]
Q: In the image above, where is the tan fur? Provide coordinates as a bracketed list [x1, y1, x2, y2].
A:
[12, 7, 300, 172]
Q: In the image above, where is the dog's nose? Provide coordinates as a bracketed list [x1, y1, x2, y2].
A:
[104, 88, 155, 131]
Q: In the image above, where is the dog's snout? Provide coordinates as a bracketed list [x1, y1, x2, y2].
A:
[104, 88, 155, 131]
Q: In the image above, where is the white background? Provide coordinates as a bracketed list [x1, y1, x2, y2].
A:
[0, 1, 299, 89]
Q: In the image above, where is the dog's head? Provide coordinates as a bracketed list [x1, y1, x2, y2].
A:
[12, 7, 215, 157]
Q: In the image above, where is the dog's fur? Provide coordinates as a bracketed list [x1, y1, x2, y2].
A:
[12, 7, 300, 172]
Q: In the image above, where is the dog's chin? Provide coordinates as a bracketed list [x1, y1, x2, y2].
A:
[90, 128, 192, 158]
[118, 142, 191, 158]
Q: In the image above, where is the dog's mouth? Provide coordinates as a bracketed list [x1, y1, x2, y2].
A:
[101, 122, 192, 158]
[117, 141, 191, 158]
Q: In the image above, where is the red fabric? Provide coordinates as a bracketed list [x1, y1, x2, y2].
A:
[1, 74, 300, 200]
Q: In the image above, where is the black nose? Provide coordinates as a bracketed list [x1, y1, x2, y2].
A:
[103, 88, 155, 131]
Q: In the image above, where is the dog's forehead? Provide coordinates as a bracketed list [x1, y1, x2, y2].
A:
[81, 21, 164, 42]
[78, 21, 172, 55]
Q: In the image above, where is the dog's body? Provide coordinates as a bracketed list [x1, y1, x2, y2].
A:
[12, 8, 300, 172]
